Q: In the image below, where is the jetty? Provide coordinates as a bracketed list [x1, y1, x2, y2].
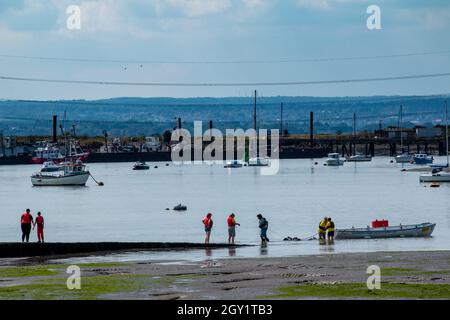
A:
[0, 242, 247, 258]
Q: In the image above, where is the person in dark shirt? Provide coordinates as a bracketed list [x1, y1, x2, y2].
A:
[257, 214, 269, 244]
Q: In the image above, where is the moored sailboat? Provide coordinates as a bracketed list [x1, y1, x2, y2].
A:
[420, 101, 450, 182]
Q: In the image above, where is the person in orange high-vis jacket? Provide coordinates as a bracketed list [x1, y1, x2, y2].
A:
[202, 213, 213, 245]
[34, 212, 45, 243]
[227, 213, 240, 245]
[20, 209, 34, 243]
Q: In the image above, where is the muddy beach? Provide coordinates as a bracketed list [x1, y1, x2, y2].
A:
[1, 250, 449, 300]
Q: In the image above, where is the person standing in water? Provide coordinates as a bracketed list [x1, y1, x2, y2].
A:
[34, 212, 45, 243]
[202, 213, 213, 245]
[257, 214, 269, 244]
[318, 216, 328, 240]
[20, 209, 34, 243]
[227, 213, 240, 245]
[326, 217, 335, 242]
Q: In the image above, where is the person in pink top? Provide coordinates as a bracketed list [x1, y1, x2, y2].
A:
[33, 212, 45, 243]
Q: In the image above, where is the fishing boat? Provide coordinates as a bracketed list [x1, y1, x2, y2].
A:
[224, 160, 244, 168]
[247, 157, 270, 167]
[335, 222, 436, 240]
[31, 140, 88, 164]
[133, 161, 150, 170]
[413, 153, 434, 165]
[326, 153, 344, 166]
[31, 161, 90, 186]
[346, 154, 372, 162]
[31, 143, 65, 164]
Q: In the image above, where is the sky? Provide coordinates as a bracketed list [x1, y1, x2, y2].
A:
[0, 0, 449, 100]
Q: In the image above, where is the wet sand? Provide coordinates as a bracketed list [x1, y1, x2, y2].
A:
[0, 242, 246, 258]
[1, 250, 449, 299]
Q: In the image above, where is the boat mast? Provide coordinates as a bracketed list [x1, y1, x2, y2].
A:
[399, 105, 403, 153]
[280, 102, 283, 137]
[353, 112, 356, 156]
[64, 110, 67, 162]
[446, 101, 449, 166]
[253, 90, 257, 132]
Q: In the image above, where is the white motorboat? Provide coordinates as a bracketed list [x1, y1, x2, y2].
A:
[326, 153, 344, 166]
[31, 161, 90, 186]
[133, 161, 150, 170]
[247, 157, 270, 167]
[420, 171, 450, 182]
[395, 153, 413, 163]
[224, 160, 244, 168]
[346, 154, 372, 162]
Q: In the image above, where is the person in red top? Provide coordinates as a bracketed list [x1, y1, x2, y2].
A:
[33, 212, 45, 243]
[20, 209, 34, 243]
[227, 213, 240, 245]
[202, 213, 213, 245]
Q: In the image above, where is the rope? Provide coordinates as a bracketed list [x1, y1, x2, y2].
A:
[283, 233, 319, 242]
[89, 173, 104, 186]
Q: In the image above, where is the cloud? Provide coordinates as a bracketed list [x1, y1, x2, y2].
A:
[0, 0, 58, 31]
[295, 0, 367, 11]
[296, 0, 330, 10]
[242, 0, 269, 9]
[165, 0, 232, 17]
[397, 7, 450, 30]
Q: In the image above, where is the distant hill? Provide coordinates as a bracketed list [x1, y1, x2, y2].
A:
[0, 94, 449, 136]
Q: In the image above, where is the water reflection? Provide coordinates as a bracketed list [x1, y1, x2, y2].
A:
[205, 247, 213, 257]
[260, 242, 268, 256]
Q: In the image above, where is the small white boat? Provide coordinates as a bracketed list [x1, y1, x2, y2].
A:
[326, 153, 344, 166]
[247, 157, 270, 167]
[395, 153, 413, 163]
[335, 222, 436, 240]
[420, 170, 450, 182]
[224, 160, 244, 168]
[31, 162, 90, 186]
[346, 154, 372, 162]
[133, 161, 150, 170]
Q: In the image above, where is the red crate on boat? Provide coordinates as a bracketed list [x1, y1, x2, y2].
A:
[372, 220, 389, 228]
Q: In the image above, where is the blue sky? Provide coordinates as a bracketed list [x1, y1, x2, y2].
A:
[0, 0, 449, 100]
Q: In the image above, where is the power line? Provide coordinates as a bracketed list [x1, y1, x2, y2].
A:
[0, 50, 449, 65]
[1, 72, 450, 87]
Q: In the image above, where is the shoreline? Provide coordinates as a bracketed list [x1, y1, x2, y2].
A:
[1, 250, 449, 300]
[0, 242, 248, 258]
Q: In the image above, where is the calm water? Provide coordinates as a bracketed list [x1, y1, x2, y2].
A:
[1, 158, 449, 261]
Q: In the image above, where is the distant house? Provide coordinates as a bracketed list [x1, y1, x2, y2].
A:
[416, 126, 443, 138]
[1, 136, 32, 157]
[376, 126, 415, 139]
